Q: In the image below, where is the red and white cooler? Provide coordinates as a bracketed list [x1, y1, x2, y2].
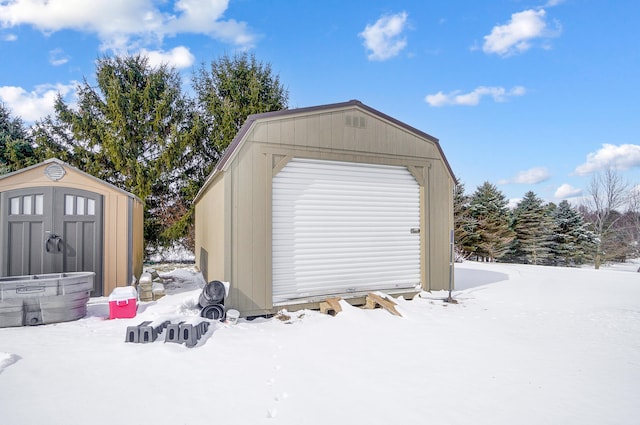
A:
[108, 286, 138, 319]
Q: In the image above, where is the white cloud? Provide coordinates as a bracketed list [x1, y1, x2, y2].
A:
[0, 0, 255, 52]
[574, 144, 640, 176]
[498, 167, 550, 185]
[2, 33, 17, 41]
[425, 85, 526, 107]
[49, 48, 69, 66]
[0, 82, 77, 123]
[507, 198, 522, 210]
[424, 91, 449, 107]
[554, 183, 583, 199]
[514, 167, 551, 184]
[482, 9, 560, 56]
[359, 11, 408, 61]
[141, 46, 195, 69]
[164, 0, 255, 47]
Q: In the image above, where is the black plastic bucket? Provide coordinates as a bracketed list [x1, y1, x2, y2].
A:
[200, 303, 226, 321]
[198, 280, 225, 308]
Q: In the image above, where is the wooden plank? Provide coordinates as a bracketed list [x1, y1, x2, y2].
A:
[319, 297, 342, 316]
[365, 293, 402, 317]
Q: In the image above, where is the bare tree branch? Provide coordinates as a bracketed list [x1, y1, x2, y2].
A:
[584, 167, 629, 268]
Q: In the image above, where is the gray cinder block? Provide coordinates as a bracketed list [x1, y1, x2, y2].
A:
[164, 321, 184, 343]
[125, 321, 152, 343]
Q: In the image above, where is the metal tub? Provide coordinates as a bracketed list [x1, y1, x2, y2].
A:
[0, 272, 95, 327]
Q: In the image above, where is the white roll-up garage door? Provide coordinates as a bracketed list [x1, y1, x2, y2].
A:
[272, 158, 421, 304]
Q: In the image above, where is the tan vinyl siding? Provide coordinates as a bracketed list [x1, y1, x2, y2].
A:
[250, 109, 441, 160]
[194, 173, 226, 283]
[131, 198, 144, 281]
[107, 191, 130, 294]
[227, 141, 271, 315]
[427, 160, 454, 291]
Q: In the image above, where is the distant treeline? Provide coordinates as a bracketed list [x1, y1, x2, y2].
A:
[455, 174, 639, 269]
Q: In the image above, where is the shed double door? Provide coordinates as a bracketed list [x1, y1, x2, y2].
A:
[0, 187, 104, 296]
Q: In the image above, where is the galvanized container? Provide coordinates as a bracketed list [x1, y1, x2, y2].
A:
[0, 272, 94, 327]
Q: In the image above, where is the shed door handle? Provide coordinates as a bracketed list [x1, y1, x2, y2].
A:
[45, 234, 62, 252]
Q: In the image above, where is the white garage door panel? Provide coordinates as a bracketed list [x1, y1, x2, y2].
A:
[272, 158, 421, 304]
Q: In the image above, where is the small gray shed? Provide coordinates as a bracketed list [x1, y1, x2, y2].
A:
[194, 100, 455, 317]
[0, 159, 144, 297]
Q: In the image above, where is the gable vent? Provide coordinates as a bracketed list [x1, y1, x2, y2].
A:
[345, 115, 366, 129]
[44, 163, 66, 181]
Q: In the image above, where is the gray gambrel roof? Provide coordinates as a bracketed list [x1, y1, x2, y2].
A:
[194, 99, 455, 203]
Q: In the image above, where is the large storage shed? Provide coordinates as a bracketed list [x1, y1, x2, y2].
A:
[194, 100, 455, 317]
[0, 158, 144, 297]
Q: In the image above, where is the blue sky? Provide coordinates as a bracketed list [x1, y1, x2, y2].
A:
[1, 0, 639, 205]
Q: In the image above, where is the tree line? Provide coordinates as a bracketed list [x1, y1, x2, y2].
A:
[455, 174, 640, 268]
[2, 53, 638, 267]
[0, 53, 288, 257]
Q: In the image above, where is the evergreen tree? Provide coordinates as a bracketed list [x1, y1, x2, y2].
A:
[32, 53, 289, 255]
[510, 191, 553, 265]
[453, 181, 478, 259]
[467, 182, 515, 261]
[192, 52, 288, 163]
[31, 114, 81, 166]
[550, 200, 596, 266]
[184, 52, 288, 250]
[0, 103, 37, 173]
[38, 55, 201, 253]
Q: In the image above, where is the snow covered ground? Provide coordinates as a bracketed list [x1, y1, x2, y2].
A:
[1, 261, 639, 425]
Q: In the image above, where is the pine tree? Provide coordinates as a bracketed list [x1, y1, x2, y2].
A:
[192, 52, 288, 163]
[0, 103, 37, 174]
[453, 181, 478, 259]
[183, 52, 289, 249]
[467, 182, 515, 261]
[550, 200, 596, 266]
[29, 53, 290, 255]
[510, 191, 554, 265]
[37, 55, 201, 253]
